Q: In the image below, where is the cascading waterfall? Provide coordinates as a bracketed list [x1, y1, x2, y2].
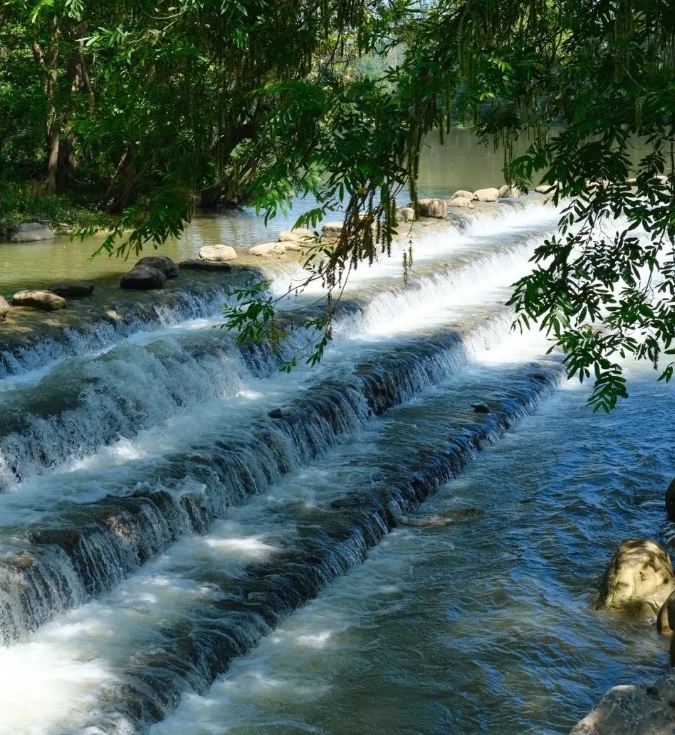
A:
[2, 198, 623, 735]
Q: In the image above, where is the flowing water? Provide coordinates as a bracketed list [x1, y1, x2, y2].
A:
[0, 133, 672, 735]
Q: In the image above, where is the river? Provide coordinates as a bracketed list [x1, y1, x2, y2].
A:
[0, 130, 671, 735]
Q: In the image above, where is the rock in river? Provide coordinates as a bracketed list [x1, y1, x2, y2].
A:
[48, 281, 95, 298]
[450, 189, 474, 201]
[322, 221, 344, 237]
[0, 295, 9, 320]
[199, 244, 237, 262]
[278, 228, 314, 243]
[12, 290, 66, 311]
[657, 589, 675, 635]
[664, 476, 675, 521]
[570, 669, 675, 735]
[418, 198, 447, 218]
[448, 196, 474, 209]
[120, 266, 166, 290]
[472, 187, 501, 202]
[135, 256, 179, 278]
[179, 259, 232, 272]
[598, 538, 675, 612]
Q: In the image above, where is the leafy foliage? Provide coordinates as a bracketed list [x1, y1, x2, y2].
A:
[3, 0, 675, 409]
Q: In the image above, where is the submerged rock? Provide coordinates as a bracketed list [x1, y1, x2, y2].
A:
[418, 198, 447, 218]
[268, 408, 284, 419]
[12, 289, 66, 311]
[199, 244, 237, 262]
[179, 259, 232, 272]
[598, 539, 675, 613]
[471, 402, 490, 414]
[120, 266, 166, 290]
[135, 256, 179, 278]
[48, 281, 95, 298]
[0, 295, 9, 320]
[472, 187, 501, 202]
[395, 508, 485, 527]
[10, 222, 55, 242]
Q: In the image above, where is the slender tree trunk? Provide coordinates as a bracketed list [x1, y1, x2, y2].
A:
[107, 145, 137, 213]
[32, 17, 62, 195]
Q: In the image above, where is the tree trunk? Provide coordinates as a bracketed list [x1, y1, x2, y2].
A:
[107, 146, 138, 213]
[32, 18, 61, 195]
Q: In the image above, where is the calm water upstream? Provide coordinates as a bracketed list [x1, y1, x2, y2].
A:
[0, 130, 671, 735]
[0, 129, 534, 292]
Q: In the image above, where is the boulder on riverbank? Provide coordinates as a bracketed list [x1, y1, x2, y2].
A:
[473, 188, 501, 202]
[12, 289, 67, 311]
[598, 539, 675, 612]
[418, 198, 447, 218]
[10, 222, 55, 242]
[0, 296, 9, 321]
[199, 244, 237, 262]
[48, 281, 95, 298]
[135, 256, 179, 279]
[179, 259, 232, 272]
[119, 266, 166, 290]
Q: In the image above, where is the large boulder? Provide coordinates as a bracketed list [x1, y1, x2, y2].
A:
[12, 289, 66, 311]
[198, 244, 237, 262]
[322, 221, 344, 237]
[119, 266, 166, 290]
[598, 539, 675, 612]
[450, 189, 474, 201]
[278, 228, 314, 243]
[135, 256, 179, 278]
[472, 187, 501, 202]
[48, 281, 94, 298]
[570, 670, 675, 735]
[10, 222, 55, 242]
[418, 198, 447, 218]
[179, 259, 232, 272]
[447, 196, 474, 209]
[0, 295, 9, 321]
